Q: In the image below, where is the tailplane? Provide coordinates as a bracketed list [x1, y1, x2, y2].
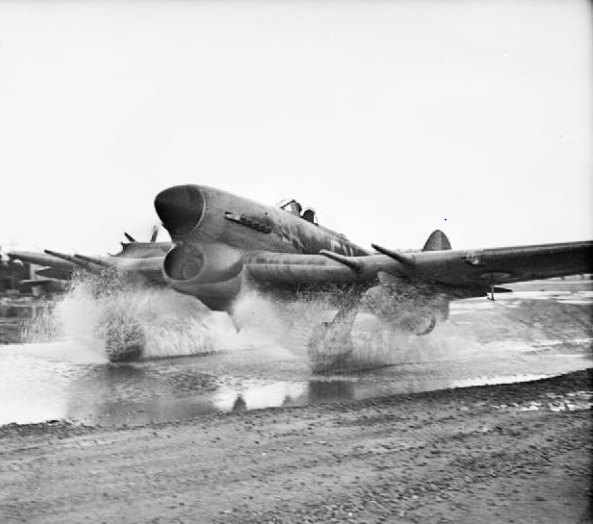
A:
[422, 230, 451, 251]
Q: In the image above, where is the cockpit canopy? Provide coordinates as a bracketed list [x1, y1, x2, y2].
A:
[277, 199, 318, 225]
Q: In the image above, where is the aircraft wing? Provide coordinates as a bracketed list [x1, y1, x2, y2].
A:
[246, 240, 592, 295]
[386, 240, 593, 288]
[8, 251, 75, 270]
[8, 250, 166, 284]
[7, 251, 75, 280]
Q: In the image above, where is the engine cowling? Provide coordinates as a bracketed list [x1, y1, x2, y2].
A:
[162, 242, 243, 311]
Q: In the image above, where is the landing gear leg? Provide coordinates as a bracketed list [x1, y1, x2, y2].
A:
[307, 302, 359, 371]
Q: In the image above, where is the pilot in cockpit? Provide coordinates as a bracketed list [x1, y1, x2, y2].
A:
[301, 208, 316, 223]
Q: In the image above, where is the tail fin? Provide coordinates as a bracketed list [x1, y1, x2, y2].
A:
[422, 230, 451, 251]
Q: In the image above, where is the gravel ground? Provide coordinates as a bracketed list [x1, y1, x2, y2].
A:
[0, 369, 591, 523]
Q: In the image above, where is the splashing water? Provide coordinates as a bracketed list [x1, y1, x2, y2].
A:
[24, 272, 231, 361]
[22, 273, 330, 363]
[23, 271, 588, 369]
[22, 265, 462, 368]
[227, 291, 463, 372]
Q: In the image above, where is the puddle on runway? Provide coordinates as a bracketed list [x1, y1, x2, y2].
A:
[1, 278, 591, 427]
[0, 336, 591, 427]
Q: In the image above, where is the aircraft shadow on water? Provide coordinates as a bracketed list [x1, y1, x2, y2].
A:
[6, 185, 592, 368]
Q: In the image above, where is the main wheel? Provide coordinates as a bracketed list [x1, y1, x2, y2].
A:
[307, 319, 355, 372]
[100, 311, 145, 362]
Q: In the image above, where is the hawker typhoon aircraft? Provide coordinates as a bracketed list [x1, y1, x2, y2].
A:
[153, 184, 592, 364]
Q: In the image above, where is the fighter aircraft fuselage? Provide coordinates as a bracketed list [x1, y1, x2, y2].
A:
[155, 185, 368, 257]
[154, 185, 369, 310]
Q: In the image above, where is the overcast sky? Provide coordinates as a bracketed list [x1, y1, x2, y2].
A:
[0, 0, 591, 254]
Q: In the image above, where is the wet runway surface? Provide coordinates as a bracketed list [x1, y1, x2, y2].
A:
[1, 278, 591, 427]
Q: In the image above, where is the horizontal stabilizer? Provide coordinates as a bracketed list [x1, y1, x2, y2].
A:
[422, 230, 451, 251]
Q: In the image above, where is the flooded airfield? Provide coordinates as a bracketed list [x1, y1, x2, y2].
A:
[0, 278, 591, 427]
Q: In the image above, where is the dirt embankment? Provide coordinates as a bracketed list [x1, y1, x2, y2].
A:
[0, 370, 591, 524]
